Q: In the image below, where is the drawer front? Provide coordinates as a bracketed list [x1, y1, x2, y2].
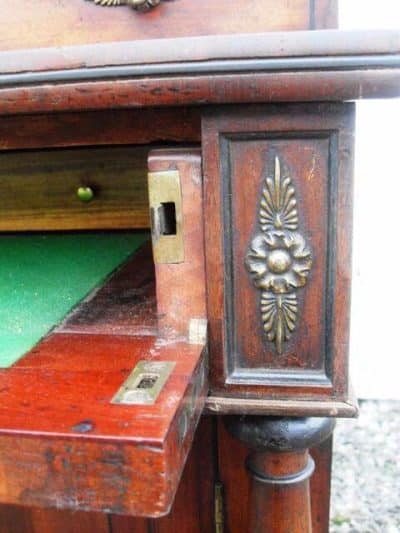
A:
[203, 103, 355, 412]
[0, 146, 149, 231]
[1, 1, 336, 52]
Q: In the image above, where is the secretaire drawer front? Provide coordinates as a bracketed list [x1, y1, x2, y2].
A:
[1, 1, 335, 54]
[203, 103, 356, 416]
[0, 146, 149, 231]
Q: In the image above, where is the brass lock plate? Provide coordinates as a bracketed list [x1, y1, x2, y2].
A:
[111, 361, 176, 405]
[148, 170, 184, 264]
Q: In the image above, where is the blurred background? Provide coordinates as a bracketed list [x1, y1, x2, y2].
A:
[330, 4, 400, 532]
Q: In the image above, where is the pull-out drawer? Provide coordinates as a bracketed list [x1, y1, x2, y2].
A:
[0, 147, 149, 231]
[1, 1, 335, 54]
[0, 149, 207, 517]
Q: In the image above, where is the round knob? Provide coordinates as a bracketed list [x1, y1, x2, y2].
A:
[77, 186, 95, 203]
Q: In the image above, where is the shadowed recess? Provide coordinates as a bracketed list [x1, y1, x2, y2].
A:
[0, 231, 149, 367]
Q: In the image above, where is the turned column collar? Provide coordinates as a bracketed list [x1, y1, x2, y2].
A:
[226, 416, 336, 452]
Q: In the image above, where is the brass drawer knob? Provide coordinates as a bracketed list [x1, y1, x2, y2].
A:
[87, 0, 165, 12]
[77, 186, 95, 203]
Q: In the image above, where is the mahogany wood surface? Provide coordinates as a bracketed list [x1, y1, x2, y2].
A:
[0, 146, 150, 231]
[0, 242, 207, 516]
[202, 103, 356, 413]
[0, 334, 206, 516]
[60, 242, 157, 337]
[0, 107, 201, 151]
[148, 149, 206, 339]
[0, 108, 201, 152]
[224, 416, 335, 533]
[0, 507, 110, 533]
[1, 68, 399, 118]
[217, 419, 333, 533]
[5, 28, 399, 76]
[0, 417, 328, 532]
[1, 0, 328, 52]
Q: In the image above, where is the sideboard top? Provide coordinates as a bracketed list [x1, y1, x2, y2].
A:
[0, 28, 399, 115]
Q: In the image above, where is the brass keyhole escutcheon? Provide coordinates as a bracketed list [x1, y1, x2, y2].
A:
[77, 186, 95, 203]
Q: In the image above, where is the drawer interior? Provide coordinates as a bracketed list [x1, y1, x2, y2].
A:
[0, 146, 150, 231]
[0, 146, 207, 516]
[0, 231, 149, 367]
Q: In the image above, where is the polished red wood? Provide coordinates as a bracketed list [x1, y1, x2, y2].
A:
[1, 0, 331, 52]
[148, 149, 206, 339]
[202, 103, 356, 415]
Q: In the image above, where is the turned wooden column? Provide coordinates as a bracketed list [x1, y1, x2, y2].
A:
[226, 416, 335, 533]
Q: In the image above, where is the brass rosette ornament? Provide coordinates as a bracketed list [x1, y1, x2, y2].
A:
[87, 0, 164, 11]
[246, 157, 312, 355]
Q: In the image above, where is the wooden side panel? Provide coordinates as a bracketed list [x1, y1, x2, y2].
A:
[203, 103, 355, 408]
[148, 149, 206, 339]
[0, 507, 110, 533]
[110, 416, 216, 533]
[1, 1, 314, 52]
[217, 418, 332, 533]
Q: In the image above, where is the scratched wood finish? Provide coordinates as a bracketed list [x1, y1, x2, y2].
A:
[111, 416, 216, 533]
[0, 241, 207, 516]
[202, 103, 355, 410]
[0, 334, 206, 516]
[0, 507, 110, 533]
[1, 69, 400, 118]
[60, 242, 157, 337]
[1, 0, 328, 52]
[148, 149, 206, 338]
[0, 146, 150, 231]
[217, 419, 333, 533]
[0, 108, 201, 152]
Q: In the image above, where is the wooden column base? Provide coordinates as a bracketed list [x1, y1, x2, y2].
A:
[226, 416, 335, 533]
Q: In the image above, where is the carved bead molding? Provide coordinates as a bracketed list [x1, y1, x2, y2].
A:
[87, 0, 164, 11]
[246, 157, 312, 355]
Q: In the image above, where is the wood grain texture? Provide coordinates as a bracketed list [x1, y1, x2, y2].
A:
[0, 146, 149, 231]
[0, 242, 207, 516]
[0, 334, 206, 516]
[0, 108, 201, 152]
[110, 416, 215, 533]
[217, 419, 333, 533]
[60, 241, 157, 337]
[0, 0, 314, 52]
[310, 436, 333, 533]
[1, 69, 399, 117]
[202, 103, 355, 408]
[148, 149, 206, 339]
[9, 26, 400, 77]
[0, 506, 110, 533]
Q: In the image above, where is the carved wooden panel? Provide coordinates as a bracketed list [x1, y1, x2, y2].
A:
[203, 103, 355, 412]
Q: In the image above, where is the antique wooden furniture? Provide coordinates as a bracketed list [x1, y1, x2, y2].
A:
[1, 1, 400, 531]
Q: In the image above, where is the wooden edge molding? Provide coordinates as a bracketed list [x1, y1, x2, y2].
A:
[204, 393, 359, 418]
[1, 69, 400, 117]
[0, 29, 399, 79]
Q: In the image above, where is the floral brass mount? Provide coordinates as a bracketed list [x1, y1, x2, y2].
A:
[246, 157, 312, 355]
[86, 0, 166, 11]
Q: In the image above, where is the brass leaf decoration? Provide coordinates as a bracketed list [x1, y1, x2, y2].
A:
[246, 157, 312, 355]
[88, 0, 162, 10]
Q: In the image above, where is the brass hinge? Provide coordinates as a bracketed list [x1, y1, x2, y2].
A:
[215, 482, 225, 533]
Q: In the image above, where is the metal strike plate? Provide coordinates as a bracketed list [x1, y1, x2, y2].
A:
[111, 361, 176, 405]
[148, 170, 184, 264]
